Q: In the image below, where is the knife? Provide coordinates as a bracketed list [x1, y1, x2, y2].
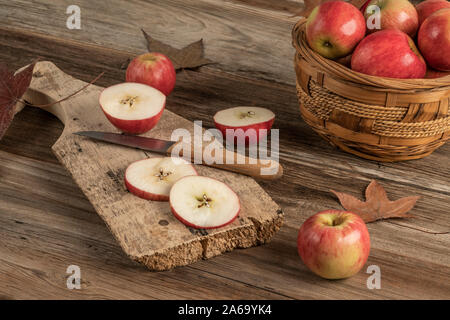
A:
[74, 131, 283, 180]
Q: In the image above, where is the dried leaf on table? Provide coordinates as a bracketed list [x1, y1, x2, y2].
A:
[331, 180, 420, 223]
[141, 29, 214, 70]
[0, 62, 36, 140]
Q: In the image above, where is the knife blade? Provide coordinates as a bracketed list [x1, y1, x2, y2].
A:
[73, 131, 283, 180]
[74, 131, 176, 154]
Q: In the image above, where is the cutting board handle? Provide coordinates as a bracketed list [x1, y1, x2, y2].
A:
[23, 61, 97, 126]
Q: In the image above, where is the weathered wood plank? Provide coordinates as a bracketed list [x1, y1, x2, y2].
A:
[0, 150, 287, 300]
[0, 0, 299, 84]
[1, 150, 448, 299]
[230, 0, 304, 15]
[191, 226, 450, 300]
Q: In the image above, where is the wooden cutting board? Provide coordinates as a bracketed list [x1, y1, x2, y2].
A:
[20, 61, 284, 271]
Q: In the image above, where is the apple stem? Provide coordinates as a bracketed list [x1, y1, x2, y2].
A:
[331, 216, 343, 226]
[197, 193, 212, 208]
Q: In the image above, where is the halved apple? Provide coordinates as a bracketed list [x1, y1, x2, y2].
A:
[125, 157, 197, 201]
[99, 82, 166, 134]
[169, 176, 240, 229]
[213, 106, 275, 145]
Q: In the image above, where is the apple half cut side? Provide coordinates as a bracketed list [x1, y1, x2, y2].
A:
[99, 82, 166, 134]
[213, 106, 275, 145]
[169, 176, 240, 229]
[125, 157, 197, 201]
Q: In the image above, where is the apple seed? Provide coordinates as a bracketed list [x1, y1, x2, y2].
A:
[154, 168, 172, 181]
[120, 96, 138, 108]
[197, 193, 212, 208]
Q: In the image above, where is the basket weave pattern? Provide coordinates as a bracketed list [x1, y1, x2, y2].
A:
[292, 20, 450, 162]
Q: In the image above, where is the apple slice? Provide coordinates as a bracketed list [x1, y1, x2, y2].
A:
[213, 106, 275, 145]
[99, 82, 166, 134]
[169, 176, 240, 229]
[125, 157, 197, 201]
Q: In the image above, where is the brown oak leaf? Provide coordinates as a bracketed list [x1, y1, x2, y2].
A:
[141, 29, 214, 70]
[331, 180, 420, 223]
[0, 62, 36, 140]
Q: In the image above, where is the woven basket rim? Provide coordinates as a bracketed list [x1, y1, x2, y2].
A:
[292, 19, 450, 92]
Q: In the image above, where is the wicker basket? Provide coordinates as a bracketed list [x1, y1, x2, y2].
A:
[292, 19, 450, 162]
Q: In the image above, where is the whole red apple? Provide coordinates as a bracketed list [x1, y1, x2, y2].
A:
[126, 52, 176, 96]
[416, 0, 450, 25]
[364, 0, 419, 36]
[306, 1, 366, 59]
[351, 29, 426, 78]
[297, 210, 370, 280]
[418, 8, 450, 71]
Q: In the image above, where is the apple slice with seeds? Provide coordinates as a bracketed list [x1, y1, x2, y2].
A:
[99, 82, 166, 134]
[169, 176, 240, 229]
[125, 157, 197, 201]
[213, 106, 275, 145]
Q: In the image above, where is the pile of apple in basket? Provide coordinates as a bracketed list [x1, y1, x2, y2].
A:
[304, 0, 450, 78]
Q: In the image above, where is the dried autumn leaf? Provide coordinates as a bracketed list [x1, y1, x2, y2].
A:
[0, 62, 36, 140]
[331, 180, 420, 223]
[141, 29, 213, 70]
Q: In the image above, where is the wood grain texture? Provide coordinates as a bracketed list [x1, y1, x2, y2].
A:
[0, 0, 449, 300]
[0, 0, 299, 85]
[20, 61, 283, 271]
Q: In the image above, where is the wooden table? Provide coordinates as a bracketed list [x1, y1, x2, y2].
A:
[0, 0, 448, 300]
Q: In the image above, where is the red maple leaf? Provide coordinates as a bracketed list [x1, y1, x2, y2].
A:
[0, 62, 36, 140]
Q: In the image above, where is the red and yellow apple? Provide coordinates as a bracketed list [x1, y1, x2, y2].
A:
[363, 0, 419, 36]
[297, 210, 370, 280]
[126, 52, 176, 96]
[416, 0, 450, 25]
[306, 1, 366, 59]
[351, 29, 427, 79]
[418, 8, 450, 71]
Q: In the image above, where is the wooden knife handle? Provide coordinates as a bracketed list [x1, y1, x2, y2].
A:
[167, 140, 283, 180]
